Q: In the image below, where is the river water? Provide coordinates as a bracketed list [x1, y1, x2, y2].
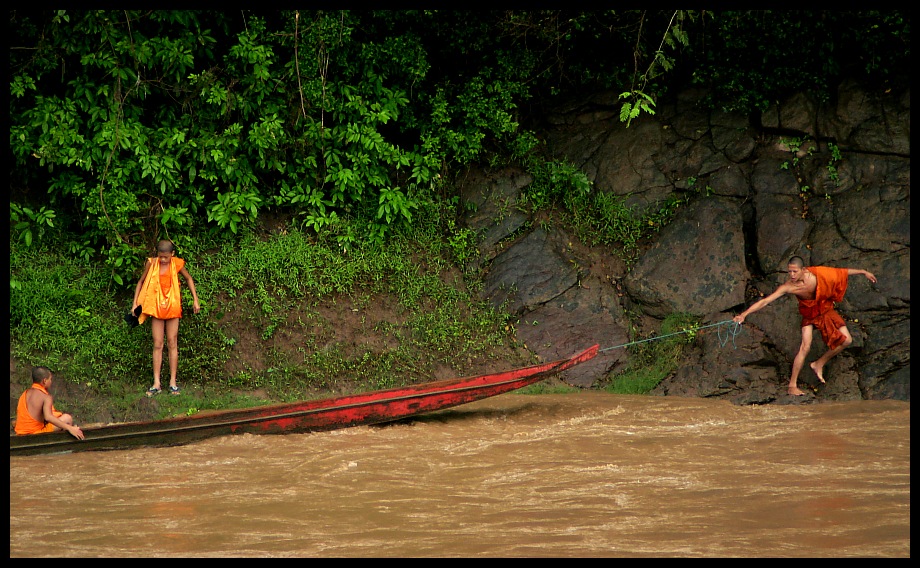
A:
[9, 393, 910, 558]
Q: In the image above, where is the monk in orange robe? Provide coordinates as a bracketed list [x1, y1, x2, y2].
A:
[15, 366, 84, 439]
[132, 239, 201, 397]
[733, 256, 877, 396]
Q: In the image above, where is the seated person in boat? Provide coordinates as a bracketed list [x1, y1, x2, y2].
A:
[14, 366, 85, 439]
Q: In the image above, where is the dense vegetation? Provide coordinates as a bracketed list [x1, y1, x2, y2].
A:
[10, 205, 537, 421]
[9, 10, 909, 418]
[10, 11, 909, 276]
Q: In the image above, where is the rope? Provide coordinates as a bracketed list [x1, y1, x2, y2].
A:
[599, 320, 743, 353]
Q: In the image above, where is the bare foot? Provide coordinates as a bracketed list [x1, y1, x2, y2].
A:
[809, 362, 826, 384]
[788, 386, 807, 396]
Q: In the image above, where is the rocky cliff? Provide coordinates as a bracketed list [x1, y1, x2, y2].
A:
[459, 80, 909, 404]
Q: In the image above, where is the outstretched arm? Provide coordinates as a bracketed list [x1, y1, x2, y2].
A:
[847, 268, 877, 283]
[733, 285, 790, 324]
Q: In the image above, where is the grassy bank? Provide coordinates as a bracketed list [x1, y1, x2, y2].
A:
[10, 200, 543, 423]
[10, 193, 696, 426]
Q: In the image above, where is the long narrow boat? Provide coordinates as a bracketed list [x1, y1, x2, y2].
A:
[11, 344, 598, 457]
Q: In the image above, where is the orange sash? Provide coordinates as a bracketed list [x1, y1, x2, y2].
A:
[138, 257, 185, 323]
[798, 266, 849, 350]
[15, 384, 63, 435]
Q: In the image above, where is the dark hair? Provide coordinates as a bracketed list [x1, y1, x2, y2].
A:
[788, 256, 805, 268]
[32, 366, 52, 383]
[156, 239, 176, 253]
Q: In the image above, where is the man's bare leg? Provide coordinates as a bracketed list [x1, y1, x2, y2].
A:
[150, 318, 165, 391]
[788, 326, 814, 396]
[809, 326, 853, 385]
[788, 358, 808, 396]
[165, 318, 180, 389]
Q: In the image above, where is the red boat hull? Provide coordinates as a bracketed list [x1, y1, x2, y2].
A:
[11, 345, 598, 456]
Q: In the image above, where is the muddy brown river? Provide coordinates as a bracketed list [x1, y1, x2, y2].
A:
[10, 393, 910, 557]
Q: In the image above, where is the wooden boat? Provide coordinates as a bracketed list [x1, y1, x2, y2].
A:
[10, 344, 598, 457]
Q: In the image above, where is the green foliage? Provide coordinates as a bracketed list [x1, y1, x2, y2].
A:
[825, 142, 842, 186]
[10, 206, 524, 419]
[516, 151, 689, 264]
[10, 10, 444, 276]
[778, 135, 844, 203]
[10, 243, 143, 386]
[521, 157, 592, 211]
[9, 9, 909, 289]
[689, 11, 910, 114]
[618, 10, 696, 126]
[604, 312, 700, 394]
[104, 241, 143, 287]
[445, 220, 478, 268]
[9, 236, 228, 397]
[207, 188, 263, 234]
[10, 203, 56, 247]
[619, 90, 657, 127]
[779, 136, 817, 170]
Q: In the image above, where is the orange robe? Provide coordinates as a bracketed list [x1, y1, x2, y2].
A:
[798, 266, 849, 350]
[15, 384, 63, 435]
[137, 257, 185, 324]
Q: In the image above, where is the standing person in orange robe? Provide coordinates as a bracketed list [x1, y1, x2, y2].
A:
[733, 256, 877, 396]
[15, 366, 85, 439]
[133, 239, 201, 397]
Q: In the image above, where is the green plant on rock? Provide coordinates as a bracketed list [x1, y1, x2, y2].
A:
[521, 157, 593, 212]
[825, 142, 842, 189]
[604, 312, 700, 394]
[779, 135, 823, 215]
[779, 136, 817, 170]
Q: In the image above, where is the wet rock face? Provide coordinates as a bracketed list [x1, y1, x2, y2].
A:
[621, 197, 748, 319]
[461, 80, 910, 403]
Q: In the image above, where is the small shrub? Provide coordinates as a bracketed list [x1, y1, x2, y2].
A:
[604, 312, 700, 395]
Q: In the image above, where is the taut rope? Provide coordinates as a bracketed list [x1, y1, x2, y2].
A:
[598, 320, 742, 353]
